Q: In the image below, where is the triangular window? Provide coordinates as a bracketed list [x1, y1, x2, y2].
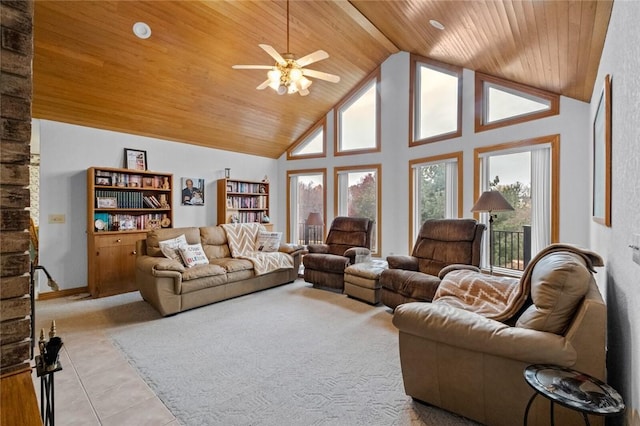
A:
[475, 73, 559, 132]
[287, 119, 326, 160]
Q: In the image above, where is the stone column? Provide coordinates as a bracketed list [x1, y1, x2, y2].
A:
[1, 0, 34, 376]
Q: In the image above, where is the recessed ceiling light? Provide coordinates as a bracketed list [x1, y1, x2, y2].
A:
[133, 22, 151, 39]
[429, 19, 445, 30]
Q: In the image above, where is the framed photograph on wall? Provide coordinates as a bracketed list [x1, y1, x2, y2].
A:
[592, 74, 612, 227]
[124, 148, 148, 171]
[181, 177, 205, 206]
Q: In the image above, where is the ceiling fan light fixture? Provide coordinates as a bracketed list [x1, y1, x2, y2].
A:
[268, 68, 281, 83]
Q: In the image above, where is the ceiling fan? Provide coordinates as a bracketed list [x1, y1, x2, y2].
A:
[232, 0, 340, 96]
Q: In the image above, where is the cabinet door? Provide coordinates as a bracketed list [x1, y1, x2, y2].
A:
[92, 234, 142, 297]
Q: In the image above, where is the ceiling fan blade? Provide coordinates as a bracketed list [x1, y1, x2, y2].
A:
[259, 44, 286, 65]
[296, 50, 329, 67]
[302, 68, 341, 83]
[232, 65, 273, 70]
[256, 80, 271, 90]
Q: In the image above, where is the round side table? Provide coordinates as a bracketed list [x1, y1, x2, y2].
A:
[523, 364, 625, 426]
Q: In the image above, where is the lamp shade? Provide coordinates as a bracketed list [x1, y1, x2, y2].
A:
[306, 212, 324, 226]
[471, 190, 514, 213]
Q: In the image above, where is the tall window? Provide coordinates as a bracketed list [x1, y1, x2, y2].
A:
[475, 72, 559, 132]
[287, 169, 326, 245]
[286, 118, 326, 160]
[410, 152, 462, 244]
[474, 135, 559, 273]
[335, 69, 380, 155]
[334, 165, 381, 255]
[410, 56, 462, 145]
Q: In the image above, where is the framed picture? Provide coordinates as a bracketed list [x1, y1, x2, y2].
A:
[592, 74, 612, 227]
[97, 197, 118, 209]
[124, 148, 148, 171]
[142, 177, 154, 188]
[95, 176, 112, 186]
[181, 177, 205, 206]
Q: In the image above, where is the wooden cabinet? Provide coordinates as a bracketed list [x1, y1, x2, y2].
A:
[217, 178, 272, 229]
[87, 167, 173, 297]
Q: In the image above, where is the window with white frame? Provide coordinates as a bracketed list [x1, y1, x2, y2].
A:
[287, 170, 326, 245]
[335, 73, 379, 154]
[411, 56, 462, 145]
[335, 165, 381, 254]
[410, 153, 462, 242]
[474, 136, 559, 273]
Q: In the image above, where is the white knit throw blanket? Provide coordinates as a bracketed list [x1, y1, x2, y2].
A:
[221, 223, 293, 276]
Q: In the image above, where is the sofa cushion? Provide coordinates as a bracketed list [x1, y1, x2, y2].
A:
[146, 227, 200, 257]
[380, 269, 441, 302]
[179, 243, 210, 268]
[159, 234, 188, 265]
[209, 257, 254, 273]
[180, 263, 227, 282]
[516, 252, 591, 334]
[200, 226, 231, 259]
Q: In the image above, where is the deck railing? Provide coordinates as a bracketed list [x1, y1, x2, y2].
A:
[492, 225, 531, 271]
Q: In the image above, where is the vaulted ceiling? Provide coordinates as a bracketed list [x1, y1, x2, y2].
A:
[33, 1, 613, 159]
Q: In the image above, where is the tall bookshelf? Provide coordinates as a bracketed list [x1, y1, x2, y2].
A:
[217, 178, 272, 230]
[87, 166, 173, 297]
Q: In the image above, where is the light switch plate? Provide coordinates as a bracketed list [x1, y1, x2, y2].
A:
[48, 214, 65, 224]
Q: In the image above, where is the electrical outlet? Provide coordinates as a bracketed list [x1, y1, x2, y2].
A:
[48, 214, 66, 224]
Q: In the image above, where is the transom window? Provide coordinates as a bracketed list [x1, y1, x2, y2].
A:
[475, 73, 559, 132]
[334, 165, 381, 255]
[286, 118, 326, 160]
[335, 70, 380, 155]
[410, 56, 462, 145]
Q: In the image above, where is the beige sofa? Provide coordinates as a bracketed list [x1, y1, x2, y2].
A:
[135, 226, 305, 316]
[392, 248, 606, 426]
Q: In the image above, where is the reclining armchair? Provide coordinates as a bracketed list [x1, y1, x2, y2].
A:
[303, 216, 373, 291]
[380, 218, 484, 310]
[392, 245, 606, 426]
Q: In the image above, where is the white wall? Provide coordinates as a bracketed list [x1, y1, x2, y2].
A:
[278, 51, 591, 259]
[37, 120, 278, 293]
[589, 1, 640, 424]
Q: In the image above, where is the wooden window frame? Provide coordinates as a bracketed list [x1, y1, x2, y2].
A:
[334, 68, 381, 156]
[475, 72, 560, 133]
[408, 152, 463, 253]
[473, 134, 560, 244]
[334, 164, 382, 256]
[286, 168, 327, 243]
[410, 55, 463, 146]
[286, 117, 326, 160]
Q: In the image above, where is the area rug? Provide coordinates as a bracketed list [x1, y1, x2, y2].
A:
[109, 280, 479, 426]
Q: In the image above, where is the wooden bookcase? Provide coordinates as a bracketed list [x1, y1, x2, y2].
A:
[87, 166, 173, 297]
[217, 178, 272, 230]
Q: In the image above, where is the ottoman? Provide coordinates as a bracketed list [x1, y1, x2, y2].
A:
[343, 259, 388, 304]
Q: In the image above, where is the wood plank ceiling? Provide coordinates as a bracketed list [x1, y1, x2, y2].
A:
[32, 1, 612, 159]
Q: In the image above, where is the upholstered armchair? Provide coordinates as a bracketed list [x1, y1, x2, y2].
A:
[392, 246, 606, 426]
[303, 216, 374, 290]
[379, 218, 485, 310]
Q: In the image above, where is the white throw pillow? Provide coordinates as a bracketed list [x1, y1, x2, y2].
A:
[178, 243, 210, 268]
[158, 234, 187, 265]
[255, 231, 282, 252]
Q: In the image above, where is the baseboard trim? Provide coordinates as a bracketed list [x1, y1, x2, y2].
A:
[38, 286, 89, 300]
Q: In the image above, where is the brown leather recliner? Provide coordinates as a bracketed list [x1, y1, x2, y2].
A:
[380, 218, 485, 310]
[303, 216, 374, 291]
